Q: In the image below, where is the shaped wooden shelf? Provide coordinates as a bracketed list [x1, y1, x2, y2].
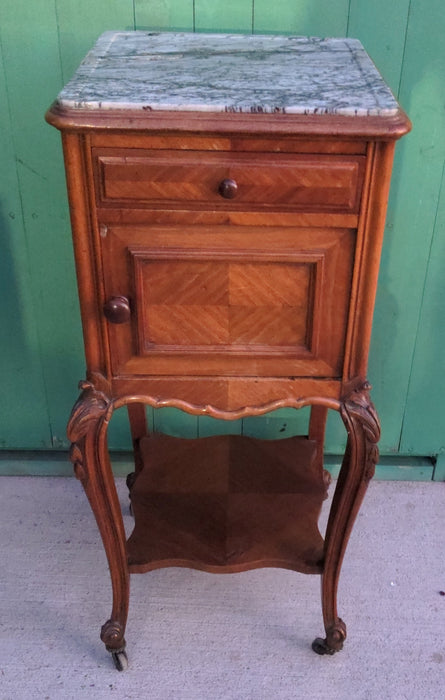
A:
[127, 433, 327, 575]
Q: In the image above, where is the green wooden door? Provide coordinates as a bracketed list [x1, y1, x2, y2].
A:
[1, 1, 443, 478]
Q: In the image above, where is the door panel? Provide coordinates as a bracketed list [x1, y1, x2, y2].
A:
[101, 224, 356, 378]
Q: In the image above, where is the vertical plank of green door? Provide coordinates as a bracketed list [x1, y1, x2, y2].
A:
[55, 0, 135, 83]
[0, 38, 51, 449]
[135, 0, 194, 30]
[0, 2, 76, 449]
[195, 0, 253, 33]
[397, 2, 445, 459]
[347, 0, 411, 92]
[253, 0, 349, 36]
[369, 0, 445, 454]
[399, 161, 445, 459]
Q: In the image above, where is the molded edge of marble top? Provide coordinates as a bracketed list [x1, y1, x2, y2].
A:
[55, 31, 402, 118]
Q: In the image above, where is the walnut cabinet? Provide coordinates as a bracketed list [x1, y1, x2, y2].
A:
[46, 32, 410, 670]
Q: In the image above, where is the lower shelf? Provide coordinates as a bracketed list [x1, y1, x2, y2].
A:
[126, 433, 327, 575]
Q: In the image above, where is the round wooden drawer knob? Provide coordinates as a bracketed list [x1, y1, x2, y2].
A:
[103, 296, 131, 324]
[218, 178, 238, 199]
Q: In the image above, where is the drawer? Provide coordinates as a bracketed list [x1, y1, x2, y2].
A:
[94, 149, 365, 214]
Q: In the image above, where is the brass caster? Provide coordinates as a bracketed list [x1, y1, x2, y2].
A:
[111, 648, 129, 671]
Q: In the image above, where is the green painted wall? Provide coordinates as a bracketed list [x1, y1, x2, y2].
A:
[0, 1, 444, 477]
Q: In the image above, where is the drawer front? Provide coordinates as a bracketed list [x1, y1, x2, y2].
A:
[94, 149, 365, 214]
[100, 224, 356, 378]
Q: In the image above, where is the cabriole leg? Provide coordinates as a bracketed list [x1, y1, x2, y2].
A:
[313, 382, 380, 655]
[68, 380, 130, 670]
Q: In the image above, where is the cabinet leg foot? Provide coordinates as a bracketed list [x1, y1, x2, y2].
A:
[101, 618, 126, 650]
[101, 619, 128, 669]
[312, 619, 346, 655]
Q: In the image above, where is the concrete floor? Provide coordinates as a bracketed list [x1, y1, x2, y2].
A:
[1, 476, 445, 700]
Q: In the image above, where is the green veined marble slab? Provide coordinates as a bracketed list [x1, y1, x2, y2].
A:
[56, 31, 400, 116]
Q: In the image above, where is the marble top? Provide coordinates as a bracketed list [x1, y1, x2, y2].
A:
[57, 31, 400, 117]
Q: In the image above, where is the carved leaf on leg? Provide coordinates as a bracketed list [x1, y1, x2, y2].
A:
[340, 381, 381, 483]
[67, 380, 111, 484]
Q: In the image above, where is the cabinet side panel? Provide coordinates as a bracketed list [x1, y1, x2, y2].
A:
[344, 141, 395, 382]
[61, 133, 108, 376]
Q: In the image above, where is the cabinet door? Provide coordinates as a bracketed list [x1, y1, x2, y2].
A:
[100, 224, 356, 378]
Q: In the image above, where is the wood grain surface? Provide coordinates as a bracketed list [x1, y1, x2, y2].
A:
[127, 433, 326, 574]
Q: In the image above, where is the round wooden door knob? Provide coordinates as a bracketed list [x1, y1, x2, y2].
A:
[218, 178, 238, 199]
[103, 296, 131, 324]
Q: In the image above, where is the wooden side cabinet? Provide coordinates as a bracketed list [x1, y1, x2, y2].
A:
[46, 32, 410, 671]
